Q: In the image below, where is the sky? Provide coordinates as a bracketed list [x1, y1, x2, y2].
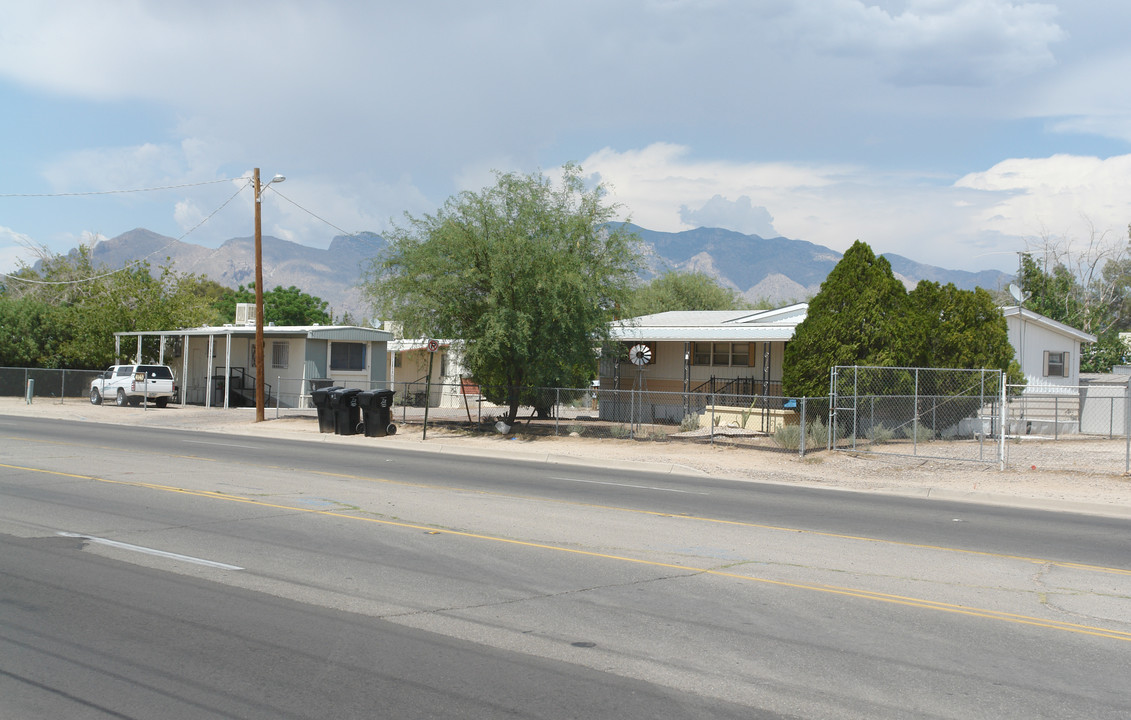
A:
[2, 0, 1131, 278]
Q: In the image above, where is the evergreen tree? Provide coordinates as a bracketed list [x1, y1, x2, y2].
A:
[783, 241, 907, 398]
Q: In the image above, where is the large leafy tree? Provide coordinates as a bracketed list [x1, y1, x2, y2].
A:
[783, 241, 908, 398]
[904, 281, 1022, 386]
[625, 270, 756, 316]
[214, 284, 331, 326]
[366, 164, 642, 423]
[1, 246, 219, 368]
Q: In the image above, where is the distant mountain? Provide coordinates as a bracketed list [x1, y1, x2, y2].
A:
[86, 228, 387, 322]
[625, 224, 1009, 303]
[75, 225, 1009, 322]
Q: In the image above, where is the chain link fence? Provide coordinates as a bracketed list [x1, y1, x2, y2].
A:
[0, 366, 105, 402]
[830, 366, 1006, 465]
[6, 365, 1130, 473]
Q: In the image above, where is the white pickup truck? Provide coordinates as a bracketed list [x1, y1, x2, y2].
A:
[90, 364, 177, 407]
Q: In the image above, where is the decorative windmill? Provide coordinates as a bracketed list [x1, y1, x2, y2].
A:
[627, 343, 652, 435]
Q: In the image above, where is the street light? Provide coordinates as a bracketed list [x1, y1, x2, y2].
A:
[253, 168, 285, 422]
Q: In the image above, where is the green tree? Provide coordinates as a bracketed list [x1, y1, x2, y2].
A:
[1010, 224, 1131, 372]
[625, 270, 756, 316]
[1, 246, 219, 368]
[366, 164, 641, 424]
[904, 281, 1022, 385]
[214, 284, 331, 326]
[783, 241, 908, 398]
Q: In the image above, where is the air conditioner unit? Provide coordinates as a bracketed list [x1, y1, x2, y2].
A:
[235, 303, 255, 326]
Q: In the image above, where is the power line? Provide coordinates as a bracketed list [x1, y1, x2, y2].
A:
[1, 179, 252, 286]
[0, 177, 237, 198]
[270, 187, 363, 239]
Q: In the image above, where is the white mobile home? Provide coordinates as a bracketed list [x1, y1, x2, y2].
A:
[114, 324, 393, 408]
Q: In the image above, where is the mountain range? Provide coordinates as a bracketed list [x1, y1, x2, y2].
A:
[81, 225, 1010, 322]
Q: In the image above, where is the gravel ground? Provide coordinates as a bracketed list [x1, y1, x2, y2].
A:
[4, 396, 1130, 518]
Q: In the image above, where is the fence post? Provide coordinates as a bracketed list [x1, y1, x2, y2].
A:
[999, 378, 1006, 471]
[912, 369, 919, 456]
[1125, 386, 1130, 474]
[710, 393, 716, 447]
[555, 388, 560, 437]
[60, 369, 66, 404]
[799, 397, 806, 458]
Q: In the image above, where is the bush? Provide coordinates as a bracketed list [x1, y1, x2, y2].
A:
[609, 424, 632, 439]
[902, 422, 936, 443]
[865, 423, 894, 445]
[773, 424, 802, 450]
[679, 413, 701, 432]
[806, 416, 839, 449]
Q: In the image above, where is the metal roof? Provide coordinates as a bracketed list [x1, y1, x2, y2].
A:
[114, 325, 394, 342]
[611, 303, 808, 342]
[1000, 306, 1097, 343]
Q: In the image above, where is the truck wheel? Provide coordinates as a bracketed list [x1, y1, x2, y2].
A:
[154, 398, 169, 408]
[115, 388, 128, 407]
[90, 387, 102, 405]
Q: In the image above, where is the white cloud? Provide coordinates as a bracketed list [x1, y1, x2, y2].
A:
[680, 196, 779, 237]
[954, 154, 1131, 243]
[583, 144, 1131, 273]
[0, 226, 38, 273]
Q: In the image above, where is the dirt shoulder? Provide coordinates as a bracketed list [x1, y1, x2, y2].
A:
[4, 397, 1130, 518]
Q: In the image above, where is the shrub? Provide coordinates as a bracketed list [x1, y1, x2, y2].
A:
[773, 424, 802, 450]
[609, 424, 632, 439]
[866, 423, 894, 445]
[679, 413, 701, 432]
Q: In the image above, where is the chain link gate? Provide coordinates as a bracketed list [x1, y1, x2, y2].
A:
[830, 366, 1005, 466]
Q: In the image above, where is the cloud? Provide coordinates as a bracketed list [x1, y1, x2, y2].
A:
[583, 143, 1131, 273]
[794, 0, 1064, 87]
[954, 154, 1131, 243]
[0, 226, 37, 273]
[679, 196, 779, 237]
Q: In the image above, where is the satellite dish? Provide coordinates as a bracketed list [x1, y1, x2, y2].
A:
[1008, 283, 1028, 303]
[628, 344, 652, 366]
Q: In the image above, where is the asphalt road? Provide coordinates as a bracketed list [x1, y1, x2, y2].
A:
[2, 416, 1130, 719]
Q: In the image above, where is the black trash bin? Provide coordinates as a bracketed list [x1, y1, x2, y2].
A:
[311, 385, 342, 433]
[358, 389, 397, 437]
[329, 387, 362, 435]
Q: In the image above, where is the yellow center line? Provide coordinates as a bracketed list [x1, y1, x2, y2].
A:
[5, 461, 1131, 643]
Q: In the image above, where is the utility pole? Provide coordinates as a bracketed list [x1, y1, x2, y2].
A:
[254, 168, 266, 422]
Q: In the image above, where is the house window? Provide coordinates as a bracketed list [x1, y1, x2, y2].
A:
[271, 341, 289, 369]
[331, 342, 366, 371]
[693, 342, 750, 367]
[1044, 350, 1068, 378]
[393, 353, 402, 368]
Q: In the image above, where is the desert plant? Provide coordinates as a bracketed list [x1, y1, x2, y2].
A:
[679, 413, 701, 432]
[903, 422, 936, 443]
[773, 424, 802, 450]
[609, 424, 632, 439]
[865, 423, 894, 445]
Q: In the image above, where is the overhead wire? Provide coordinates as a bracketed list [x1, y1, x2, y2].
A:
[0, 177, 236, 198]
[1, 179, 253, 286]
